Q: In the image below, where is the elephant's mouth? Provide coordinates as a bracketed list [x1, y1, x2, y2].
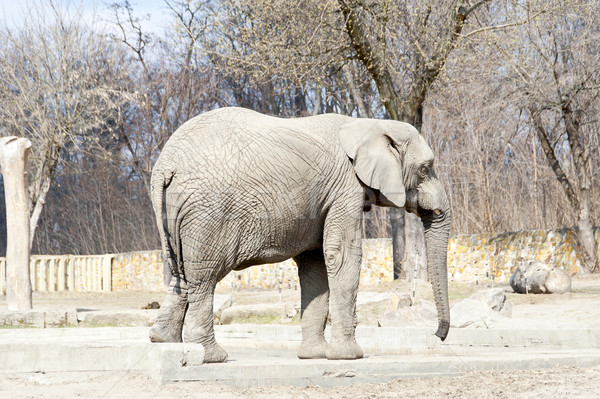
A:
[363, 187, 398, 210]
[404, 190, 420, 215]
[404, 187, 445, 218]
[409, 207, 442, 218]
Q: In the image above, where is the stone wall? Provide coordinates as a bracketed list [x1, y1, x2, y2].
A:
[447, 228, 600, 284]
[111, 251, 164, 291]
[106, 228, 599, 291]
[216, 238, 394, 291]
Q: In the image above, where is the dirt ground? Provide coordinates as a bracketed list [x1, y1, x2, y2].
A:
[1, 274, 600, 398]
[1, 366, 599, 398]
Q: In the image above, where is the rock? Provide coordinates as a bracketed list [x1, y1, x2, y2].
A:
[450, 299, 506, 329]
[510, 261, 551, 294]
[79, 310, 156, 327]
[510, 261, 571, 294]
[377, 299, 437, 328]
[499, 299, 513, 318]
[219, 303, 294, 325]
[357, 292, 407, 325]
[412, 299, 438, 320]
[213, 294, 235, 323]
[44, 310, 79, 327]
[394, 293, 413, 310]
[545, 268, 571, 294]
[468, 288, 506, 311]
[0, 310, 78, 328]
[357, 291, 412, 311]
[357, 292, 397, 307]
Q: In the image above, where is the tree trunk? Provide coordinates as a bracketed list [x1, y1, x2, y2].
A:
[0, 137, 33, 311]
[530, 103, 598, 272]
[28, 135, 63, 250]
[339, 0, 476, 280]
[390, 208, 405, 279]
[404, 212, 428, 281]
[576, 188, 598, 272]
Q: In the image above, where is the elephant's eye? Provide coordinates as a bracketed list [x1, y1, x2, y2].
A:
[420, 165, 429, 179]
[389, 143, 400, 158]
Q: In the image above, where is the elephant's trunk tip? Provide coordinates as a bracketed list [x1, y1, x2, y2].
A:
[435, 320, 450, 342]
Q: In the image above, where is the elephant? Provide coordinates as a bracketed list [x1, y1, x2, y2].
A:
[148, 107, 451, 363]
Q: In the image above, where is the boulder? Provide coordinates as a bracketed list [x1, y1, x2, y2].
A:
[213, 294, 235, 323]
[377, 299, 437, 328]
[510, 261, 571, 294]
[219, 303, 295, 325]
[545, 268, 572, 294]
[394, 293, 414, 310]
[79, 310, 156, 327]
[510, 261, 549, 293]
[499, 299, 513, 318]
[450, 299, 506, 329]
[357, 292, 399, 307]
[468, 288, 507, 311]
[357, 292, 410, 325]
[0, 309, 78, 328]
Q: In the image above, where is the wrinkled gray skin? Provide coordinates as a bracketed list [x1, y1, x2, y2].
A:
[149, 107, 451, 363]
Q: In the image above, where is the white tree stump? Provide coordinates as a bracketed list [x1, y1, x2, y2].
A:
[0, 136, 33, 311]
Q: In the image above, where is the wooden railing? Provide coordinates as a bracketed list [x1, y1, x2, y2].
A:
[0, 254, 113, 294]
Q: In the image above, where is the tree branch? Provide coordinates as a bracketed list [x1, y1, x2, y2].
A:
[338, 0, 400, 120]
[529, 103, 579, 211]
[461, 10, 546, 39]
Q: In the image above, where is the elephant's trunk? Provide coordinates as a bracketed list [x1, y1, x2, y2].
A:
[421, 206, 451, 341]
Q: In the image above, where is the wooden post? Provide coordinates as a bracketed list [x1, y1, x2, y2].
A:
[57, 258, 66, 291]
[102, 255, 112, 292]
[0, 136, 33, 311]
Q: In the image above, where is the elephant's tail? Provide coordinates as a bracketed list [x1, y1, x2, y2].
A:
[151, 168, 180, 278]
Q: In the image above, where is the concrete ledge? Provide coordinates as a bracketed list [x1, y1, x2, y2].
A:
[215, 325, 600, 354]
[0, 310, 78, 328]
[0, 340, 204, 382]
[2, 326, 600, 387]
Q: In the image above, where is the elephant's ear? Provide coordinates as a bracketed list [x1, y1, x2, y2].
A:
[339, 119, 412, 208]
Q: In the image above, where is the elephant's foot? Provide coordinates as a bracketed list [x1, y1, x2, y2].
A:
[185, 328, 228, 363]
[149, 322, 182, 343]
[203, 343, 228, 363]
[326, 338, 364, 360]
[297, 339, 328, 359]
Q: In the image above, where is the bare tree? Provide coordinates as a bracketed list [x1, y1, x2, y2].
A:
[476, 0, 600, 271]
[336, 0, 494, 277]
[110, 1, 223, 198]
[0, 1, 133, 249]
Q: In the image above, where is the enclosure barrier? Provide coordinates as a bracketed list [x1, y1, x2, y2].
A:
[0, 254, 113, 294]
[0, 228, 598, 294]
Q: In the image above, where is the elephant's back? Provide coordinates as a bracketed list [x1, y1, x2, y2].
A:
[158, 107, 349, 180]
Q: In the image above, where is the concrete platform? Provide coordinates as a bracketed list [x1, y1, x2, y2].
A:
[1, 326, 600, 387]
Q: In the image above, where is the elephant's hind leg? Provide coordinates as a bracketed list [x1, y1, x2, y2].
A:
[295, 249, 330, 359]
[149, 277, 188, 343]
[183, 262, 228, 363]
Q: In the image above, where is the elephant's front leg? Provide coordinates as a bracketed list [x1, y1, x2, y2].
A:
[149, 277, 188, 343]
[323, 199, 364, 360]
[295, 249, 330, 359]
[183, 262, 228, 363]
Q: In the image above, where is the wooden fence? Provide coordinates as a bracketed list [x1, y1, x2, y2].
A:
[0, 254, 113, 294]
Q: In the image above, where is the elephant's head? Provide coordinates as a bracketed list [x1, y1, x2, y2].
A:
[339, 119, 451, 341]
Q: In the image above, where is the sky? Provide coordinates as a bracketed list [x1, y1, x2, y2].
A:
[0, 0, 170, 34]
